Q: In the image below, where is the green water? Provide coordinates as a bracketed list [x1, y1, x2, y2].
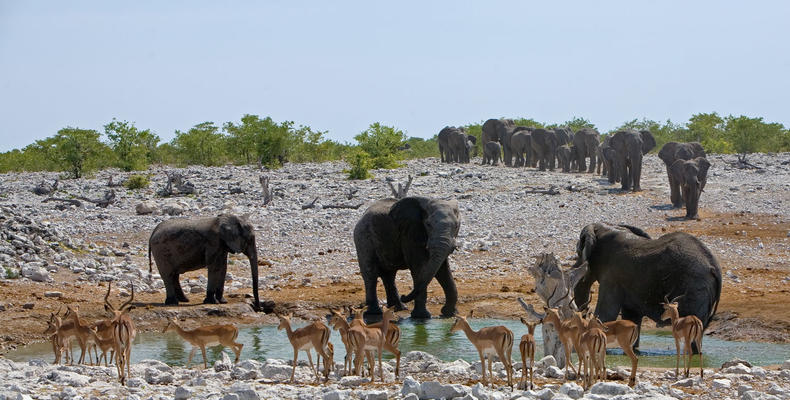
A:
[7, 318, 789, 368]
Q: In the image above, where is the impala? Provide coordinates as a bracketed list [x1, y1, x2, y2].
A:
[105, 282, 136, 385]
[450, 313, 514, 387]
[328, 308, 359, 376]
[43, 312, 72, 365]
[661, 295, 704, 378]
[350, 306, 401, 377]
[63, 305, 100, 365]
[518, 317, 538, 390]
[277, 313, 333, 383]
[579, 315, 607, 389]
[163, 317, 243, 369]
[347, 306, 395, 382]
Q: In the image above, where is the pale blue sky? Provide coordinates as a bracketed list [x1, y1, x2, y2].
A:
[1, 1, 788, 151]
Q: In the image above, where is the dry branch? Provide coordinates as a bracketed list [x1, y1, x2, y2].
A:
[301, 197, 319, 210]
[76, 189, 116, 208]
[260, 175, 273, 205]
[525, 185, 560, 195]
[42, 197, 83, 207]
[322, 203, 364, 210]
[387, 175, 413, 199]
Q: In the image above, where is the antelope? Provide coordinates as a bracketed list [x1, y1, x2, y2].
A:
[63, 305, 102, 365]
[349, 306, 401, 377]
[347, 306, 395, 382]
[579, 315, 607, 389]
[105, 281, 136, 385]
[277, 313, 333, 383]
[661, 295, 704, 378]
[450, 313, 514, 387]
[163, 318, 243, 369]
[43, 312, 72, 364]
[541, 306, 581, 378]
[518, 317, 538, 390]
[328, 308, 359, 376]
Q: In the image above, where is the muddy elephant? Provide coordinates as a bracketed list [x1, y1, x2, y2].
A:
[670, 157, 711, 219]
[482, 118, 518, 166]
[482, 141, 503, 166]
[658, 142, 706, 207]
[573, 128, 600, 173]
[556, 144, 576, 172]
[530, 128, 558, 171]
[510, 128, 534, 167]
[149, 214, 261, 309]
[609, 129, 656, 191]
[572, 223, 722, 349]
[354, 197, 460, 319]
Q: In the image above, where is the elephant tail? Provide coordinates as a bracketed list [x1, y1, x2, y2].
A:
[708, 266, 722, 326]
[147, 242, 153, 283]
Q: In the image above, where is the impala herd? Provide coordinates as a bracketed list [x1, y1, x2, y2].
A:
[41, 282, 704, 391]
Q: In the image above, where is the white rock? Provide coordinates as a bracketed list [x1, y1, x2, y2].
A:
[560, 382, 584, 399]
[590, 381, 632, 396]
[135, 201, 158, 215]
[339, 375, 367, 387]
[722, 363, 752, 375]
[531, 388, 556, 400]
[442, 359, 472, 375]
[766, 384, 787, 396]
[673, 377, 696, 387]
[229, 383, 260, 400]
[738, 384, 755, 396]
[750, 366, 767, 378]
[420, 381, 467, 399]
[322, 389, 350, 400]
[712, 378, 732, 389]
[741, 390, 780, 400]
[401, 376, 422, 398]
[174, 386, 192, 400]
[402, 394, 419, 400]
[544, 365, 565, 379]
[45, 370, 90, 387]
[360, 390, 388, 400]
[536, 355, 557, 369]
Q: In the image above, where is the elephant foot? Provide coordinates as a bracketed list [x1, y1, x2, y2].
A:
[216, 297, 228, 304]
[203, 296, 219, 304]
[388, 300, 408, 312]
[164, 297, 179, 306]
[440, 305, 457, 317]
[410, 308, 432, 319]
[177, 294, 190, 303]
[363, 303, 383, 318]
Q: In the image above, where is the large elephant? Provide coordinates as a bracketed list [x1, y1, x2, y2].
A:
[572, 128, 600, 173]
[354, 197, 460, 319]
[609, 129, 656, 191]
[448, 128, 470, 163]
[670, 157, 711, 219]
[510, 128, 534, 167]
[149, 214, 261, 309]
[658, 142, 706, 207]
[530, 128, 558, 171]
[571, 223, 722, 349]
[482, 141, 502, 166]
[437, 127, 453, 163]
[482, 118, 517, 166]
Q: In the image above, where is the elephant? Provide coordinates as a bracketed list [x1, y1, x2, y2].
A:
[148, 214, 261, 309]
[510, 128, 534, 167]
[670, 157, 711, 219]
[596, 136, 619, 183]
[529, 128, 558, 171]
[556, 144, 576, 172]
[466, 134, 478, 158]
[658, 142, 706, 207]
[609, 129, 656, 191]
[571, 223, 722, 350]
[482, 118, 517, 166]
[482, 141, 503, 166]
[572, 128, 600, 173]
[553, 127, 573, 166]
[437, 127, 453, 163]
[448, 128, 470, 163]
[353, 196, 460, 319]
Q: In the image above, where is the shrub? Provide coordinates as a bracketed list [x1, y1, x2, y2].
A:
[3, 266, 19, 279]
[124, 174, 150, 189]
[346, 151, 372, 180]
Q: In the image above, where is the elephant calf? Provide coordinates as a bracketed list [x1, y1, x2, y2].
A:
[670, 157, 711, 219]
[482, 141, 502, 166]
[149, 214, 261, 309]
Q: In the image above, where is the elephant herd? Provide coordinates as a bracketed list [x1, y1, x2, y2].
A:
[440, 118, 712, 219]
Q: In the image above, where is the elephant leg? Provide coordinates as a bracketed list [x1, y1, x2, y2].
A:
[361, 260, 383, 317]
[666, 167, 682, 207]
[381, 269, 406, 311]
[632, 155, 643, 191]
[409, 270, 431, 319]
[621, 308, 643, 350]
[588, 153, 596, 173]
[620, 161, 631, 190]
[435, 259, 458, 317]
[577, 150, 587, 172]
[163, 271, 181, 305]
[204, 255, 228, 304]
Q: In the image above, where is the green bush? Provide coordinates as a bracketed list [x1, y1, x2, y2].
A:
[124, 174, 150, 189]
[3, 266, 19, 279]
[346, 151, 372, 180]
[354, 123, 406, 169]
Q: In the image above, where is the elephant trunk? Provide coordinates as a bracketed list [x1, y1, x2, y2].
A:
[687, 181, 700, 218]
[401, 244, 454, 304]
[245, 240, 261, 311]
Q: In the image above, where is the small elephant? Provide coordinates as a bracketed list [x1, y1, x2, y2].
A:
[572, 128, 600, 173]
[354, 196, 460, 319]
[556, 144, 576, 172]
[510, 128, 534, 167]
[670, 157, 711, 219]
[466, 134, 478, 158]
[609, 129, 656, 191]
[482, 141, 503, 166]
[572, 223, 722, 350]
[482, 118, 517, 166]
[658, 142, 706, 207]
[148, 214, 261, 309]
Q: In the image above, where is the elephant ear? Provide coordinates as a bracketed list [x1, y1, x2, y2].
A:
[576, 224, 597, 264]
[389, 197, 428, 244]
[670, 159, 686, 182]
[639, 130, 656, 154]
[219, 214, 244, 253]
[696, 157, 711, 191]
[657, 142, 676, 164]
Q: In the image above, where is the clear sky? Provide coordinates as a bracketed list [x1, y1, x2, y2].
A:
[1, 1, 788, 152]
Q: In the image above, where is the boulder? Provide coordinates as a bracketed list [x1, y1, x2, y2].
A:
[401, 376, 421, 398]
[229, 383, 260, 400]
[673, 377, 698, 387]
[360, 390, 388, 400]
[722, 359, 753, 369]
[590, 381, 632, 396]
[713, 378, 732, 389]
[419, 381, 466, 399]
[559, 382, 584, 399]
[322, 390, 350, 400]
[741, 391, 780, 400]
[722, 363, 752, 375]
[535, 355, 557, 369]
[44, 370, 90, 387]
[174, 386, 192, 400]
[135, 201, 158, 215]
[750, 366, 767, 378]
[544, 365, 565, 379]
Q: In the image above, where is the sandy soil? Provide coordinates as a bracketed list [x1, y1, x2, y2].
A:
[1, 207, 788, 356]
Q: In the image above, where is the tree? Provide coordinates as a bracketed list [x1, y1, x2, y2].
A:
[173, 122, 226, 166]
[354, 122, 407, 169]
[549, 116, 595, 132]
[39, 127, 105, 178]
[724, 115, 785, 156]
[104, 119, 160, 171]
[224, 115, 295, 168]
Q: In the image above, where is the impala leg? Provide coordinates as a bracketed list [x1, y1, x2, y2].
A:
[306, 350, 318, 382]
[477, 350, 487, 385]
[698, 337, 704, 378]
[673, 336, 681, 377]
[200, 346, 208, 370]
[186, 347, 197, 368]
[378, 348, 383, 382]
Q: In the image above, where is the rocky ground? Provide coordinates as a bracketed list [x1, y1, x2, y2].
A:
[1, 351, 789, 399]
[0, 154, 789, 398]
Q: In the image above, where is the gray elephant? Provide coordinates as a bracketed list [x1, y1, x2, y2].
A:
[448, 128, 470, 163]
[596, 136, 620, 183]
[556, 144, 576, 172]
[572, 223, 722, 349]
[437, 127, 453, 163]
[670, 157, 711, 219]
[482, 141, 503, 166]
[609, 129, 656, 191]
[553, 127, 573, 166]
[658, 142, 706, 207]
[510, 128, 534, 167]
[467, 134, 478, 158]
[529, 128, 557, 171]
[482, 118, 517, 166]
[353, 196, 460, 319]
[572, 128, 600, 173]
[148, 214, 261, 309]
